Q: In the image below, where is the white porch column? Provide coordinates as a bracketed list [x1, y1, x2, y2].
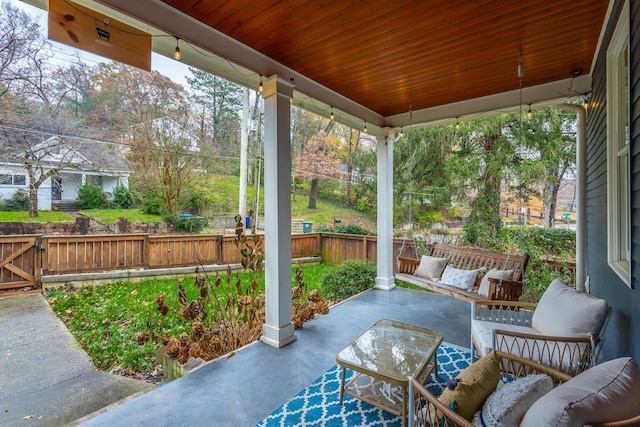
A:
[260, 75, 297, 348]
[558, 104, 587, 291]
[375, 129, 396, 290]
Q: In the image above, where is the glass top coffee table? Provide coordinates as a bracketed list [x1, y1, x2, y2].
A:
[336, 319, 443, 427]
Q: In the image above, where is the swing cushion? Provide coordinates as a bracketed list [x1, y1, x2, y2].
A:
[478, 269, 515, 298]
[440, 265, 485, 292]
[413, 255, 449, 280]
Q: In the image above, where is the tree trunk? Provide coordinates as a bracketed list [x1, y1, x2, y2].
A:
[29, 183, 38, 218]
[543, 182, 560, 228]
[307, 178, 318, 209]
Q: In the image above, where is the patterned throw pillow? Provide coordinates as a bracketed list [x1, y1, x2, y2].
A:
[440, 265, 485, 291]
[472, 374, 553, 427]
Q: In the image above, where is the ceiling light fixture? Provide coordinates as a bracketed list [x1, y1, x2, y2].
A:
[364, 122, 368, 133]
[330, 107, 334, 121]
[173, 37, 181, 61]
[258, 75, 263, 93]
[455, 117, 460, 130]
[527, 104, 533, 118]
[399, 127, 404, 138]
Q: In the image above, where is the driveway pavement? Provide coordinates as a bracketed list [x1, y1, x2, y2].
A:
[0, 293, 153, 427]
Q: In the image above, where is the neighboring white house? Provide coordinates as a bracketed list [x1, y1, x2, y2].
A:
[0, 136, 132, 211]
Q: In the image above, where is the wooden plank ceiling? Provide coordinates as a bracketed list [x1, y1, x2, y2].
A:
[161, 0, 609, 118]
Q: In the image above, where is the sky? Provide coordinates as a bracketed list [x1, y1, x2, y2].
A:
[9, 0, 191, 87]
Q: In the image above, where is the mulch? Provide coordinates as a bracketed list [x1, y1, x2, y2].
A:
[0, 284, 43, 298]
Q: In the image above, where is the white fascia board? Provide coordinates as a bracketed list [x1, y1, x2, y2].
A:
[385, 74, 592, 130]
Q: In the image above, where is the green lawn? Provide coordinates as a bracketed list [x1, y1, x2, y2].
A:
[79, 208, 163, 225]
[46, 263, 337, 375]
[0, 211, 74, 222]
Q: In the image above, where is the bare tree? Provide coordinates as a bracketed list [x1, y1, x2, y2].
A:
[0, 1, 51, 98]
[0, 2, 91, 217]
[125, 116, 203, 215]
[0, 110, 87, 217]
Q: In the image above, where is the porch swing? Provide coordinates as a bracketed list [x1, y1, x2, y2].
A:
[394, 115, 530, 303]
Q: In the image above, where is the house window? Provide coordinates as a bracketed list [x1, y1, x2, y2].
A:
[606, 0, 630, 287]
[87, 175, 102, 187]
[0, 174, 27, 186]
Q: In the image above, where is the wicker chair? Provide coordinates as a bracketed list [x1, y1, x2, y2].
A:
[408, 351, 640, 427]
[471, 280, 611, 376]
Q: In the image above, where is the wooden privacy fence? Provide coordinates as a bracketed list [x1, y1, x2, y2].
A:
[41, 233, 321, 275]
[0, 232, 574, 290]
[0, 235, 41, 290]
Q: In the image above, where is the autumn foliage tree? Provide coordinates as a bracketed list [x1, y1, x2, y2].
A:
[293, 132, 345, 209]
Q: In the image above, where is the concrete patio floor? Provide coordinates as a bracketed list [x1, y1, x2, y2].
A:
[79, 287, 471, 427]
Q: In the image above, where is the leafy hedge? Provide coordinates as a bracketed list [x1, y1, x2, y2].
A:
[314, 224, 375, 236]
[77, 183, 107, 209]
[1, 189, 30, 211]
[319, 260, 377, 302]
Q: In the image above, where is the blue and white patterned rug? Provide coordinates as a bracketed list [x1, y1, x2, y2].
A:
[256, 342, 471, 427]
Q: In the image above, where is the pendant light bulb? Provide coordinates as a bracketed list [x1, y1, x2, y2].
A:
[399, 127, 404, 138]
[364, 122, 368, 133]
[330, 108, 334, 121]
[258, 75, 263, 93]
[173, 37, 181, 61]
[455, 117, 460, 130]
[527, 104, 533, 118]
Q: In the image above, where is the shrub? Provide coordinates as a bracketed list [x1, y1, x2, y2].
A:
[141, 197, 165, 216]
[164, 214, 203, 233]
[77, 183, 107, 209]
[179, 187, 212, 216]
[3, 189, 29, 211]
[447, 205, 463, 220]
[355, 197, 374, 212]
[416, 209, 444, 226]
[112, 184, 139, 209]
[315, 224, 374, 236]
[320, 260, 377, 302]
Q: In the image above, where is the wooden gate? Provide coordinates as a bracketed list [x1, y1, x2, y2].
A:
[0, 236, 40, 290]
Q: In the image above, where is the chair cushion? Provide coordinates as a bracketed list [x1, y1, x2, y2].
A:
[532, 279, 609, 337]
[439, 350, 500, 420]
[478, 269, 514, 298]
[471, 319, 540, 357]
[472, 374, 553, 427]
[413, 255, 448, 280]
[471, 319, 589, 373]
[440, 266, 484, 291]
[520, 357, 640, 426]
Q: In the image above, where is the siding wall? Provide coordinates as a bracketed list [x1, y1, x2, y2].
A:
[587, 0, 640, 361]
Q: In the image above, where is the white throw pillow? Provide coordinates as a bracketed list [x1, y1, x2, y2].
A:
[531, 279, 609, 336]
[472, 374, 553, 427]
[478, 268, 514, 298]
[413, 255, 448, 280]
[440, 265, 485, 291]
[520, 357, 640, 427]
